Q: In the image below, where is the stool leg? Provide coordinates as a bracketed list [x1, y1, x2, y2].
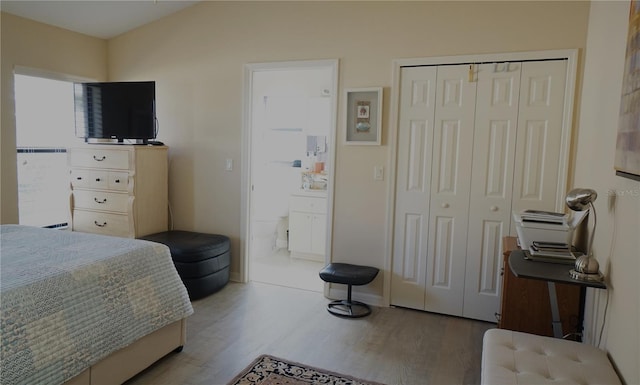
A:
[347, 284, 353, 316]
[326, 284, 372, 318]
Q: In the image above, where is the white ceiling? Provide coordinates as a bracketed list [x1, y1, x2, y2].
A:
[0, 1, 199, 39]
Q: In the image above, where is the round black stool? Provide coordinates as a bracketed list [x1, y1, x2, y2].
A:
[319, 263, 379, 318]
[140, 230, 230, 300]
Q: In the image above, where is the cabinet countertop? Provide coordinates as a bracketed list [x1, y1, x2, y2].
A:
[291, 189, 327, 198]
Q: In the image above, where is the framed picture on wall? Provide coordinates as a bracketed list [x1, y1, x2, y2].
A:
[615, 1, 640, 181]
[344, 87, 382, 145]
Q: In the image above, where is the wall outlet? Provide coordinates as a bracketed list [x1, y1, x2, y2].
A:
[374, 166, 384, 181]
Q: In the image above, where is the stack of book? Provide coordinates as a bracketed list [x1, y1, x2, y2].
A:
[526, 241, 577, 264]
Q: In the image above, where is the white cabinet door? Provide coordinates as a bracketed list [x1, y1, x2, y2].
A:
[462, 60, 567, 321]
[392, 60, 569, 322]
[288, 196, 327, 261]
[424, 64, 477, 316]
[463, 62, 521, 322]
[391, 64, 477, 316]
[510, 60, 568, 226]
[289, 211, 312, 254]
[311, 214, 326, 255]
[391, 66, 437, 309]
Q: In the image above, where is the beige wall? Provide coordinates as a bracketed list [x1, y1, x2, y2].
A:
[0, 12, 107, 223]
[106, 0, 589, 279]
[576, 2, 639, 383]
[1, 1, 638, 383]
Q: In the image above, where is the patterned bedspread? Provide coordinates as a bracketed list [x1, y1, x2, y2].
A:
[0, 225, 194, 385]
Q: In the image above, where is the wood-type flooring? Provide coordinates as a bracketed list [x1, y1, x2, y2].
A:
[126, 282, 493, 385]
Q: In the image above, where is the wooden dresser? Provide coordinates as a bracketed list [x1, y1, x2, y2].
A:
[68, 144, 168, 238]
[499, 236, 582, 338]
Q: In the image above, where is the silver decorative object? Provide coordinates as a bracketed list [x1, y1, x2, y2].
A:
[565, 188, 604, 282]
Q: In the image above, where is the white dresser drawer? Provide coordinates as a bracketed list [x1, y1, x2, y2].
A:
[70, 169, 109, 189]
[70, 168, 91, 188]
[73, 190, 129, 213]
[108, 171, 129, 191]
[72, 210, 131, 238]
[69, 148, 130, 170]
[70, 169, 130, 191]
[289, 196, 327, 213]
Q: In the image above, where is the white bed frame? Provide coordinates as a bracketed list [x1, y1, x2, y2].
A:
[64, 319, 186, 385]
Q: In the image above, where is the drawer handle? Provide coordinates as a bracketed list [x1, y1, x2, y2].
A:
[95, 178, 101, 182]
[490, 206, 499, 212]
[93, 155, 106, 161]
[114, 179, 121, 183]
[94, 221, 107, 227]
[76, 177, 83, 181]
[441, 203, 450, 208]
[94, 197, 107, 204]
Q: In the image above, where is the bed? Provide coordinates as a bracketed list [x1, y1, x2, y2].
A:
[0, 225, 194, 385]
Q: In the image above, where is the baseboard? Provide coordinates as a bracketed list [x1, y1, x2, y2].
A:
[227, 273, 384, 308]
[229, 271, 241, 282]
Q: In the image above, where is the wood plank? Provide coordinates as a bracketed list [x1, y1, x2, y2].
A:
[125, 282, 493, 385]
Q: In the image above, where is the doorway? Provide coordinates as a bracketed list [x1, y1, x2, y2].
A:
[242, 60, 338, 292]
[14, 69, 89, 228]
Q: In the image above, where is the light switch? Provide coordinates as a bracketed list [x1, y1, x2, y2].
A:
[225, 158, 233, 171]
[374, 166, 384, 181]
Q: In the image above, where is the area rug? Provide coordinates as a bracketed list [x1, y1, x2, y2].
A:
[227, 354, 385, 385]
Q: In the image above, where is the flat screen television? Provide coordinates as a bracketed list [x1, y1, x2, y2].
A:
[74, 81, 156, 144]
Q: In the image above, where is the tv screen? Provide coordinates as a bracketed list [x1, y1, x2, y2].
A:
[74, 81, 156, 143]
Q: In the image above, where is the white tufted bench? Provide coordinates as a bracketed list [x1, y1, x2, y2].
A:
[481, 329, 621, 385]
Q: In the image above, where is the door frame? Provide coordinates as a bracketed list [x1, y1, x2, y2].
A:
[383, 49, 578, 305]
[239, 59, 339, 283]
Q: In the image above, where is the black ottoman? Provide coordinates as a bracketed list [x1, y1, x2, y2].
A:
[319, 263, 379, 318]
[140, 230, 230, 300]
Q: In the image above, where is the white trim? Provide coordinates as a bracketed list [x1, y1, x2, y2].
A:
[240, 59, 339, 285]
[393, 49, 577, 68]
[13, 65, 97, 83]
[384, 49, 579, 305]
[556, 49, 579, 212]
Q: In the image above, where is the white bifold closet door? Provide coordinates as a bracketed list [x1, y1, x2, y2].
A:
[391, 60, 567, 322]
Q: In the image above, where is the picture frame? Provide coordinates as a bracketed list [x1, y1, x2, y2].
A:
[614, 1, 640, 181]
[344, 87, 382, 145]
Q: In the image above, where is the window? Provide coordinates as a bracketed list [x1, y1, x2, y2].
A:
[15, 73, 83, 228]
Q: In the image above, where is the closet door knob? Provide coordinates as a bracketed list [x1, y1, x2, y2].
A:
[441, 203, 450, 208]
[490, 206, 499, 212]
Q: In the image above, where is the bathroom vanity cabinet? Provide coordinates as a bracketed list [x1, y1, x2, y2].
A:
[288, 191, 327, 262]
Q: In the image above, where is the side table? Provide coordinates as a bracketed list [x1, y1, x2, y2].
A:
[508, 249, 606, 338]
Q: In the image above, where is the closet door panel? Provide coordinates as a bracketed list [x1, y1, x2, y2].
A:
[425, 65, 476, 316]
[511, 60, 568, 231]
[464, 63, 521, 322]
[391, 66, 437, 309]
[391, 58, 572, 322]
